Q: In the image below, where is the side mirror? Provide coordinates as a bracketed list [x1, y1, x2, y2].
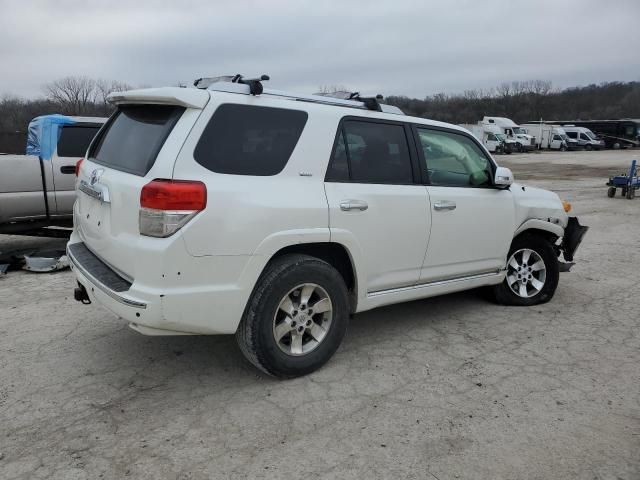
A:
[494, 166, 514, 188]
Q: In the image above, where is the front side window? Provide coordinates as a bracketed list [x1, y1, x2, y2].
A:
[325, 120, 413, 184]
[487, 133, 497, 141]
[57, 125, 100, 157]
[553, 135, 562, 141]
[417, 128, 492, 187]
[580, 133, 590, 141]
[194, 104, 307, 176]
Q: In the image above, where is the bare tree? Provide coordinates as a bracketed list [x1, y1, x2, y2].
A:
[44, 76, 98, 115]
[96, 79, 133, 108]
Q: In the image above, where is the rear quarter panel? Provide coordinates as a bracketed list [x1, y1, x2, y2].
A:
[173, 94, 337, 257]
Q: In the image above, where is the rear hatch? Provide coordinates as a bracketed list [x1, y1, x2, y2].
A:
[75, 88, 209, 279]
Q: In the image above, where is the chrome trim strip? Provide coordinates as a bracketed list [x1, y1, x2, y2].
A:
[68, 247, 147, 309]
[79, 180, 110, 203]
[367, 271, 502, 298]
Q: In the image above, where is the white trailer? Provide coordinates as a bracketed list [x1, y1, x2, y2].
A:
[521, 123, 569, 150]
[482, 116, 536, 152]
[459, 123, 514, 154]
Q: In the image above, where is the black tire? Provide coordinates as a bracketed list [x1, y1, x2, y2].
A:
[517, 143, 523, 153]
[236, 254, 349, 378]
[620, 187, 627, 198]
[627, 188, 635, 200]
[560, 145, 567, 152]
[608, 187, 616, 198]
[492, 234, 559, 306]
[585, 144, 593, 151]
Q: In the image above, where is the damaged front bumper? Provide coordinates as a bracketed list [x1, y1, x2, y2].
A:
[560, 217, 589, 262]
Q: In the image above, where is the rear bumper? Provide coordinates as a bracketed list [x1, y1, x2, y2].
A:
[67, 238, 257, 335]
[560, 216, 588, 262]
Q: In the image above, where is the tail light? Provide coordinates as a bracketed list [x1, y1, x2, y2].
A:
[75, 158, 84, 177]
[139, 179, 206, 237]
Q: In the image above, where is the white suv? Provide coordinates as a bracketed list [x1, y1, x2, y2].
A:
[68, 76, 588, 377]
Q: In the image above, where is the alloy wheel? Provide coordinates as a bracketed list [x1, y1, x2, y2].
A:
[273, 283, 333, 356]
[506, 248, 547, 298]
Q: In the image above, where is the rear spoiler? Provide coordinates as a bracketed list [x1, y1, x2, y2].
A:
[107, 87, 210, 109]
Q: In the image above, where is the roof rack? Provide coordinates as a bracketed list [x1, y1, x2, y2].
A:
[194, 75, 404, 115]
[194, 74, 270, 95]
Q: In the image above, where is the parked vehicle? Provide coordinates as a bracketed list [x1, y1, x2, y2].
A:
[545, 119, 640, 149]
[560, 126, 605, 151]
[521, 123, 570, 150]
[459, 123, 516, 154]
[68, 76, 588, 378]
[0, 115, 106, 234]
[482, 117, 536, 152]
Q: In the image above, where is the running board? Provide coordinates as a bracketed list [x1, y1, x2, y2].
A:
[367, 271, 503, 298]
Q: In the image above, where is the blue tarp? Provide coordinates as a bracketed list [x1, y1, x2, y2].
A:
[26, 114, 77, 160]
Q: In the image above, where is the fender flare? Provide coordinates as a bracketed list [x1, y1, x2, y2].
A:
[514, 219, 564, 239]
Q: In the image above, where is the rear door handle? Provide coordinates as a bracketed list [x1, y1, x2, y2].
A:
[60, 165, 76, 174]
[340, 200, 368, 211]
[433, 200, 456, 211]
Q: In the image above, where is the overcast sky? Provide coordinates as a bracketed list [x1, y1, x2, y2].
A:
[1, 0, 639, 99]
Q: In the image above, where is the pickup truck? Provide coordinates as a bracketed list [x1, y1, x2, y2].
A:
[0, 115, 106, 234]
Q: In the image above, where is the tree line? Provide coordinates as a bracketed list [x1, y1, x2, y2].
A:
[386, 80, 640, 125]
[1, 77, 639, 153]
[0, 76, 132, 154]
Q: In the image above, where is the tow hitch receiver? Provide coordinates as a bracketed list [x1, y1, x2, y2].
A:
[74, 282, 91, 304]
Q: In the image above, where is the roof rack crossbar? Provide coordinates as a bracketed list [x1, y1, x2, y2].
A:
[194, 74, 269, 95]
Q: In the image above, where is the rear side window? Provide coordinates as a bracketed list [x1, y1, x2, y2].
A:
[325, 120, 413, 184]
[194, 104, 308, 176]
[89, 105, 184, 176]
[57, 126, 100, 157]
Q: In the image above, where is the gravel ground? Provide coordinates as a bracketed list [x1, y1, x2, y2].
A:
[1, 149, 639, 479]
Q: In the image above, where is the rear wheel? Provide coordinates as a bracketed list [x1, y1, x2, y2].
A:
[492, 234, 559, 306]
[627, 188, 635, 200]
[621, 187, 627, 198]
[236, 254, 349, 378]
[608, 187, 616, 198]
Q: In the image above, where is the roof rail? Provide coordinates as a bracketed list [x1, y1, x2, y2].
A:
[196, 75, 404, 115]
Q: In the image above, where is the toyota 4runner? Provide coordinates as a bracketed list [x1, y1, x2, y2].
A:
[68, 76, 588, 377]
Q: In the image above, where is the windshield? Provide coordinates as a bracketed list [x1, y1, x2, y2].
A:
[512, 127, 527, 135]
[585, 130, 598, 140]
[495, 133, 506, 141]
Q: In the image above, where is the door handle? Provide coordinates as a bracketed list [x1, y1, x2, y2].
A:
[60, 165, 76, 174]
[340, 200, 368, 211]
[433, 200, 456, 211]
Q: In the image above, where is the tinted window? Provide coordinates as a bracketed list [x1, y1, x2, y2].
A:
[194, 104, 307, 176]
[57, 126, 100, 157]
[566, 131, 578, 139]
[580, 133, 589, 141]
[90, 105, 184, 176]
[326, 120, 413, 184]
[417, 128, 492, 187]
[325, 130, 350, 182]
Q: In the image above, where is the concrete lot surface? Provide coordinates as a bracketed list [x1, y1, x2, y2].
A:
[1, 150, 639, 479]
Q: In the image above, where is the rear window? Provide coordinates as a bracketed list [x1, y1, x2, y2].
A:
[194, 104, 308, 176]
[89, 105, 184, 176]
[57, 125, 100, 157]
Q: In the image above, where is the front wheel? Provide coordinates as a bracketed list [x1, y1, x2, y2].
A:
[492, 234, 559, 306]
[236, 254, 350, 378]
[627, 188, 635, 200]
